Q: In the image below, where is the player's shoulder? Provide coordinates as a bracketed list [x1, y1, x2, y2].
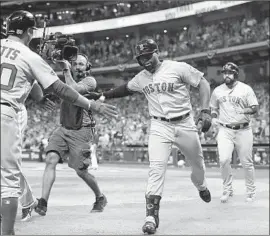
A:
[237, 81, 253, 90]
[163, 60, 188, 68]
[134, 69, 149, 80]
[213, 83, 226, 92]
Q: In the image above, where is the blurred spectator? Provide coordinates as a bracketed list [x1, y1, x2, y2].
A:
[72, 14, 269, 68]
[254, 151, 261, 165]
[23, 1, 201, 27]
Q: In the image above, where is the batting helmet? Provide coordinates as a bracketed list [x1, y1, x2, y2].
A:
[7, 10, 37, 36]
[135, 38, 158, 60]
[221, 62, 239, 76]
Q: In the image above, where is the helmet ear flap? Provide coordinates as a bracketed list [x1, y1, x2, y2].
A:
[136, 56, 144, 66]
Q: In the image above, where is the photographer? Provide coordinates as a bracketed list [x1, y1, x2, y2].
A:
[35, 54, 108, 216]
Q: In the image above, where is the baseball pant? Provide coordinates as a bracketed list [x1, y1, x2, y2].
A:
[19, 172, 36, 208]
[217, 126, 255, 194]
[146, 115, 207, 197]
[1, 105, 22, 199]
[17, 106, 36, 208]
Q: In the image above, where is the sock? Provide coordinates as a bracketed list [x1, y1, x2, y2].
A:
[1, 197, 18, 235]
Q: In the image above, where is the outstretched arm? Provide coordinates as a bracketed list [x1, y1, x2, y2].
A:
[30, 82, 44, 102]
[46, 80, 118, 118]
[85, 83, 134, 100]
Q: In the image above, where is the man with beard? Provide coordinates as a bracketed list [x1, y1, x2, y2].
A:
[210, 62, 258, 203]
[87, 38, 212, 234]
[35, 54, 108, 216]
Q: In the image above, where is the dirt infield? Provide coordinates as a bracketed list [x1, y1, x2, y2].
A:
[16, 163, 269, 235]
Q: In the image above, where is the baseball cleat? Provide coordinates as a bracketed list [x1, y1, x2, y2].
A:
[21, 207, 33, 221]
[246, 193, 256, 202]
[35, 198, 48, 216]
[91, 194, 107, 212]
[142, 221, 157, 235]
[199, 188, 211, 203]
[21, 200, 37, 221]
[220, 191, 233, 203]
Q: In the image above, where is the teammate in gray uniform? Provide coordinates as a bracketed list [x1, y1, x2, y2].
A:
[210, 62, 258, 203]
[87, 39, 212, 235]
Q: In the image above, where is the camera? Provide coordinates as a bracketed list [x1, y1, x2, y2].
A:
[40, 32, 78, 62]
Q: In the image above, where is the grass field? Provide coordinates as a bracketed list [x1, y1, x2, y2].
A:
[16, 162, 269, 235]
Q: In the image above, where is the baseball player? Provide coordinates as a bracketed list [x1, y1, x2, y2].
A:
[35, 54, 107, 217]
[210, 62, 258, 203]
[87, 38, 212, 234]
[19, 82, 56, 221]
[0, 10, 117, 235]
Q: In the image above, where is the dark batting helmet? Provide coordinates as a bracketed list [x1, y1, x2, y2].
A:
[135, 39, 158, 59]
[7, 10, 37, 36]
[221, 62, 239, 76]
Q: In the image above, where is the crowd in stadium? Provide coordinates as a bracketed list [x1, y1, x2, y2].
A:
[33, 1, 199, 27]
[76, 14, 269, 68]
[24, 80, 269, 162]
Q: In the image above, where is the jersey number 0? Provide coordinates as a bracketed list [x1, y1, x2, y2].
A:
[0, 63, 17, 91]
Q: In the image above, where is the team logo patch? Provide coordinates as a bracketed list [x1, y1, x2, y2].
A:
[138, 44, 144, 51]
[16, 29, 23, 35]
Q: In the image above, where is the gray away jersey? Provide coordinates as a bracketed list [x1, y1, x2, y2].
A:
[127, 60, 204, 119]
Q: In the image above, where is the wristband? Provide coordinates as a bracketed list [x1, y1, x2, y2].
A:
[201, 109, 211, 115]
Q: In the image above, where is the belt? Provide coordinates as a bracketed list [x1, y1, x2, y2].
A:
[62, 124, 91, 130]
[152, 112, 190, 122]
[0, 102, 12, 107]
[220, 122, 249, 130]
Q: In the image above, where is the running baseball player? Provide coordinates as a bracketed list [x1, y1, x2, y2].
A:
[87, 38, 212, 234]
[0, 10, 117, 235]
[35, 54, 107, 217]
[210, 62, 258, 203]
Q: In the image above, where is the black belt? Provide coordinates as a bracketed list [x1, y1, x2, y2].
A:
[152, 112, 190, 122]
[62, 124, 92, 130]
[0, 102, 12, 107]
[220, 122, 249, 130]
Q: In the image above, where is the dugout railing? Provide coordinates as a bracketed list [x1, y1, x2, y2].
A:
[22, 144, 269, 169]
